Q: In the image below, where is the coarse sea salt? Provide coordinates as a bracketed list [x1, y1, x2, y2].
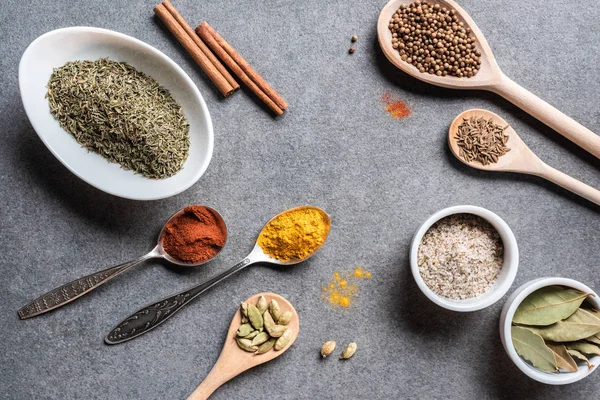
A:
[417, 214, 504, 300]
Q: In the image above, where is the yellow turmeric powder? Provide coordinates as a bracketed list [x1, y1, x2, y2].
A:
[258, 207, 330, 262]
[323, 267, 371, 308]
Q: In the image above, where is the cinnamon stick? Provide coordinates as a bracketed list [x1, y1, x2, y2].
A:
[154, 3, 235, 96]
[162, 0, 238, 91]
[196, 22, 287, 115]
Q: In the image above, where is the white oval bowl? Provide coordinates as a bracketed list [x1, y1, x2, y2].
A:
[410, 205, 519, 312]
[500, 277, 600, 385]
[19, 27, 213, 200]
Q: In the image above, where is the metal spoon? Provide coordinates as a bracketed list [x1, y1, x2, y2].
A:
[448, 109, 600, 206]
[18, 205, 227, 319]
[377, 0, 600, 159]
[105, 206, 330, 345]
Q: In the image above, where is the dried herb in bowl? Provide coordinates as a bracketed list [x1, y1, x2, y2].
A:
[511, 286, 600, 373]
[46, 58, 190, 179]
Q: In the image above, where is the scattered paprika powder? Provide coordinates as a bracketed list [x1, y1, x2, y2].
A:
[162, 205, 227, 263]
[381, 91, 411, 119]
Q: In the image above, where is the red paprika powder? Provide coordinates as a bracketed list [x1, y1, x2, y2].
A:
[162, 205, 227, 263]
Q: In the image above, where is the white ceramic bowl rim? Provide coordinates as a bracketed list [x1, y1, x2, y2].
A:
[410, 205, 519, 312]
[500, 277, 600, 385]
[19, 26, 213, 200]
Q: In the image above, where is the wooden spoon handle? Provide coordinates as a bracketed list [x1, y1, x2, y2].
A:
[491, 74, 600, 159]
[187, 368, 224, 400]
[536, 163, 600, 206]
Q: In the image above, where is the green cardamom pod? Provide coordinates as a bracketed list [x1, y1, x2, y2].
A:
[247, 304, 263, 330]
[243, 330, 260, 340]
[269, 299, 281, 322]
[278, 311, 293, 325]
[236, 338, 258, 353]
[251, 332, 270, 346]
[256, 295, 268, 313]
[274, 329, 293, 351]
[255, 338, 276, 355]
[320, 341, 336, 358]
[263, 309, 276, 332]
[340, 342, 357, 360]
[268, 324, 287, 338]
[236, 323, 254, 337]
[240, 302, 249, 324]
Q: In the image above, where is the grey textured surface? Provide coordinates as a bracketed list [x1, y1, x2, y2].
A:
[1, 0, 599, 399]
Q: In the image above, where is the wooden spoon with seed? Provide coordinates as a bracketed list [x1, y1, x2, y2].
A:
[187, 293, 299, 400]
[378, 0, 600, 159]
[448, 109, 600, 206]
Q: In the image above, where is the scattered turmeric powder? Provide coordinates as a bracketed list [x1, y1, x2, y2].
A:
[323, 267, 372, 308]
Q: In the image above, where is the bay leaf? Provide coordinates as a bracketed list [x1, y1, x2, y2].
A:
[525, 309, 600, 342]
[567, 349, 594, 370]
[566, 341, 600, 356]
[511, 326, 557, 373]
[544, 341, 578, 372]
[513, 286, 589, 326]
[585, 334, 600, 345]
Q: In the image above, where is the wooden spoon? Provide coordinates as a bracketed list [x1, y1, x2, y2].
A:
[449, 109, 600, 206]
[187, 293, 299, 400]
[378, 0, 600, 159]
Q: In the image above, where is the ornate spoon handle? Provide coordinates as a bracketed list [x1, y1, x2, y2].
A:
[18, 251, 156, 319]
[105, 257, 253, 345]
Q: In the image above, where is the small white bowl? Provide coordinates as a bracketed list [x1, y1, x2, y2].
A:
[410, 205, 519, 312]
[19, 27, 213, 200]
[500, 277, 600, 385]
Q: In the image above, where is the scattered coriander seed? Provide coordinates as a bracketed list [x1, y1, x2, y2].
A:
[349, 47, 355, 54]
[351, 35, 358, 42]
[387, 1, 481, 78]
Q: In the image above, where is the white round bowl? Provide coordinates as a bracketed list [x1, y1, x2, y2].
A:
[500, 277, 600, 385]
[410, 205, 519, 312]
[19, 27, 213, 200]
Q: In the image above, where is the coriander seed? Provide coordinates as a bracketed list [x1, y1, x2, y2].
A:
[387, 0, 481, 78]
[351, 35, 358, 42]
[349, 47, 355, 54]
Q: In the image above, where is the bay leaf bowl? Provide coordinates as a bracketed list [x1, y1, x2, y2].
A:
[19, 27, 213, 200]
[500, 277, 600, 385]
[410, 205, 519, 312]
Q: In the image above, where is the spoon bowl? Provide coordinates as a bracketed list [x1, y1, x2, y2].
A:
[18, 205, 226, 319]
[187, 293, 299, 399]
[448, 109, 600, 206]
[377, 0, 500, 89]
[377, 0, 600, 158]
[159, 206, 228, 267]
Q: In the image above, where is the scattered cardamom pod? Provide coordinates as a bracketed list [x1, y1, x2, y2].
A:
[247, 304, 263, 330]
[255, 338, 276, 355]
[274, 329, 293, 351]
[269, 299, 281, 322]
[244, 330, 260, 340]
[251, 331, 270, 346]
[256, 295, 268, 313]
[240, 302, 249, 324]
[236, 323, 254, 337]
[340, 342, 357, 360]
[236, 338, 258, 353]
[320, 341, 336, 358]
[278, 311, 293, 325]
